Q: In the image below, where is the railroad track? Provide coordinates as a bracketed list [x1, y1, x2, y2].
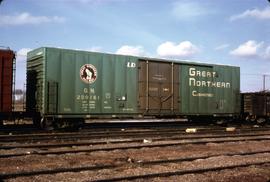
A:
[93, 161, 270, 182]
[1, 133, 270, 158]
[0, 125, 269, 143]
[1, 149, 269, 180]
[1, 132, 270, 149]
[0, 121, 204, 134]
[1, 125, 270, 181]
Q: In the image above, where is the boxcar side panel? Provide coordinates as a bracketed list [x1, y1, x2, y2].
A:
[213, 65, 240, 114]
[180, 64, 240, 115]
[44, 48, 138, 117]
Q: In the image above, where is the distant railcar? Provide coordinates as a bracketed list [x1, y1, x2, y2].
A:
[0, 48, 15, 122]
[241, 92, 270, 123]
[26, 47, 240, 127]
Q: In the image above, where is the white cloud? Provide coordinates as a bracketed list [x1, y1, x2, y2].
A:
[264, 46, 270, 59]
[229, 40, 263, 58]
[172, 2, 211, 20]
[16, 48, 32, 62]
[215, 44, 230, 51]
[87, 46, 102, 52]
[230, 7, 270, 21]
[157, 41, 199, 58]
[0, 12, 65, 26]
[116, 45, 146, 56]
[17, 48, 32, 57]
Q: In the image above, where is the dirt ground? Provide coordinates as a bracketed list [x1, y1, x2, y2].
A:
[1, 140, 270, 182]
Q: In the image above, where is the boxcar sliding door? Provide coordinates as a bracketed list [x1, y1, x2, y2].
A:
[138, 59, 179, 115]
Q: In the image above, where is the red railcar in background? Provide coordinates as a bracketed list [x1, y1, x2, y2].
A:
[0, 48, 15, 114]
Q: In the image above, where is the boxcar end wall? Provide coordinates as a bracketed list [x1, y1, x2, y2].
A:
[0, 49, 15, 114]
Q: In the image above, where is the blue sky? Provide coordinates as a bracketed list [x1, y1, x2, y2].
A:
[0, 0, 270, 91]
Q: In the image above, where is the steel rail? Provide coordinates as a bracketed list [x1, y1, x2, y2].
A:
[1, 135, 270, 158]
[0, 127, 269, 143]
[1, 132, 270, 149]
[1, 124, 269, 138]
[0, 149, 269, 180]
[93, 161, 270, 182]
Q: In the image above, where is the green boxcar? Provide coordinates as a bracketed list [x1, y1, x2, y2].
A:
[26, 47, 240, 124]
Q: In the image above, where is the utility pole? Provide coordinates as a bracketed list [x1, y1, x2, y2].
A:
[263, 74, 266, 92]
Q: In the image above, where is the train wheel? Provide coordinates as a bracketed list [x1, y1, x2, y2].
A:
[40, 117, 54, 130]
[54, 119, 84, 131]
[54, 119, 69, 129]
[257, 117, 266, 124]
[249, 115, 257, 122]
[216, 119, 227, 126]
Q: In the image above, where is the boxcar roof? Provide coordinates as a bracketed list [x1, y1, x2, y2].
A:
[28, 47, 239, 68]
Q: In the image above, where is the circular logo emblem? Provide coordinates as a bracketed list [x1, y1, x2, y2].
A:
[80, 64, 97, 84]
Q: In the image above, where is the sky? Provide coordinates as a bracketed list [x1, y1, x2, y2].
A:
[0, 0, 270, 92]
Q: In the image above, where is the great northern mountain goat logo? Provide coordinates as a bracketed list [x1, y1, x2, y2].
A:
[80, 64, 97, 84]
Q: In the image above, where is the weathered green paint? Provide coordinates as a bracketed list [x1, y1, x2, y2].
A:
[180, 64, 240, 115]
[27, 47, 138, 117]
[27, 47, 240, 118]
[26, 47, 46, 114]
